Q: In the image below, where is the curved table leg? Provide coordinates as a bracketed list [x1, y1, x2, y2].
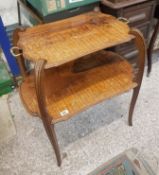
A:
[147, 20, 159, 76]
[128, 87, 141, 126]
[34, 60, 62, 166]
[128, 29, 146, 126]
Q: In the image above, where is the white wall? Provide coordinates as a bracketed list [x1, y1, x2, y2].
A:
[0, 0, 17, 10]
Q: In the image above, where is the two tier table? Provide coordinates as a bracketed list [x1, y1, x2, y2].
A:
[11, 11, 146, 166]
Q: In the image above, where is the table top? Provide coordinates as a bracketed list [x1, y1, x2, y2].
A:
[17, 11, 133, 68]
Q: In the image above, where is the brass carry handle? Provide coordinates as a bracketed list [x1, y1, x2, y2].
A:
[10, 46, 22, 57]
[118, 17, 129, 24]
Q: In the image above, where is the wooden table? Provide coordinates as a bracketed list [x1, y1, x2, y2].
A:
[11, 11, 146, 166]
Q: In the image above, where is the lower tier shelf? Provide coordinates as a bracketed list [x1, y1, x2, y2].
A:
[20, 51, 137, 123]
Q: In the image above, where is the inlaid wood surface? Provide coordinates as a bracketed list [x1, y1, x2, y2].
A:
[20, 51, 137, 123]
[17, 11, 133, 68]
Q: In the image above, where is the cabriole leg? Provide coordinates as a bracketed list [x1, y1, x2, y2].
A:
[128, 86, 141, 126]
[42, 121, 62, 166]
[128, 29, 146, 126]
[34, 60, 62, 166]
[50, 124, 62, 166]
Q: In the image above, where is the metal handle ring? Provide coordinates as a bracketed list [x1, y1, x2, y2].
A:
[10, 46, 22, 57]
[118, 17, 129, 24]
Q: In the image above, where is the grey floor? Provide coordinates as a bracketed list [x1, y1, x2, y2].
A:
[0, 53, 159, 175]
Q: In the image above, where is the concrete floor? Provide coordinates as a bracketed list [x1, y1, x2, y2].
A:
[0, 54, 159, 174]
[0, 95, 16, 144]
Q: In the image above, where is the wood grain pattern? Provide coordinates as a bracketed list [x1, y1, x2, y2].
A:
[17, 11, 133, 68]
[19, 51, 137, 124]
